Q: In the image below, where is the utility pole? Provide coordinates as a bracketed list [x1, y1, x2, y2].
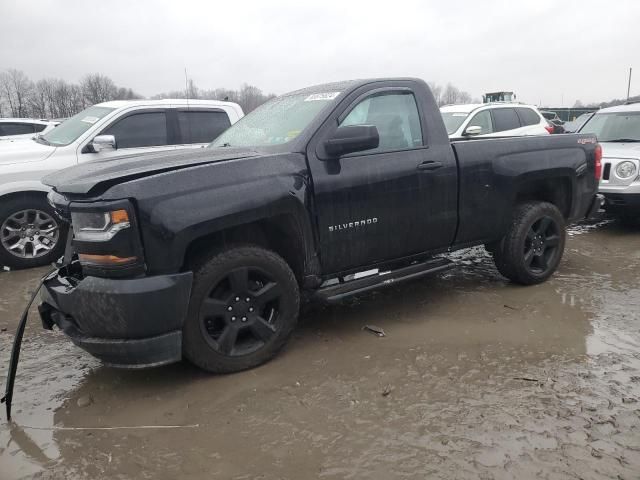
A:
[627, 67, 633, 101]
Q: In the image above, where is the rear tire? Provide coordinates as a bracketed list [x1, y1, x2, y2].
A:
[183, 245, 300, 373]
[0, 194, 67, 269]
[492, 202, 566, 285]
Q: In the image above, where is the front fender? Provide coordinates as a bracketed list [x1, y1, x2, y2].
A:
[0, 180, 51, 198]
[105, 153, 316, 275]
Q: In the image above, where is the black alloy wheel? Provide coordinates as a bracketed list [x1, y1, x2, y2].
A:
[199, 266, 283, 357]
[183, 245, 300, 373]
[492, 201, 566, 285]
[523, 216, 561, 274]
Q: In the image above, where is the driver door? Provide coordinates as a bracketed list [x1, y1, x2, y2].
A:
[307, 83, 458, 274]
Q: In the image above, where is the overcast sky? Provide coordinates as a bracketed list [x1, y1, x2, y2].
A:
[1, 0, 637, 106]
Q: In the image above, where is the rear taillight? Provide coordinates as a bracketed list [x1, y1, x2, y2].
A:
[544, 123, 554, 134]
[594, 143, 602, 180]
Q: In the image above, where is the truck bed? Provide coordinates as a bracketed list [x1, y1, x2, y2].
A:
[450, 133, 599, 247]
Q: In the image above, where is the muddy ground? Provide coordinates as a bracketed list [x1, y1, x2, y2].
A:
[0, 218, 639, 479]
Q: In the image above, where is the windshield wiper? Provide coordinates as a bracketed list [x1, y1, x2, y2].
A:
[604, 138, 640, 143]
[34, 135, 51, 146]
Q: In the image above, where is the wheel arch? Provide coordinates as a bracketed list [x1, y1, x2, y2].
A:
[181, 212, 319, 287]
[0, 187, 51, 204]
[513, 173, 574, 219]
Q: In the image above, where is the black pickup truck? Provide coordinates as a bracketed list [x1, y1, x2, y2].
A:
[39, 78, 603, 373]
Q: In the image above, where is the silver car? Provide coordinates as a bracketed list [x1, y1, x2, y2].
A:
[579, 103, 640, 217]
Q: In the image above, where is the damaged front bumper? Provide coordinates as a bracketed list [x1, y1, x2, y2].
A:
[39, 264, 192, 368]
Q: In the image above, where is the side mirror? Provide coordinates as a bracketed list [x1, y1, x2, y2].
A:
[324, 125, 379, 158]
[91, 135, 117, 152]
[464, 125, 482, 136]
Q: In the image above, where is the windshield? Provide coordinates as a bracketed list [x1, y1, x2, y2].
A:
[210, 92, 340, 148]
[564, 113, 593, 133]
[40, 105, 115, 146]
[580, 111, 640, 141]
[440, 112, 469, 134]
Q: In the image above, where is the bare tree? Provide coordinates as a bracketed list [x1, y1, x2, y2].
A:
[0, 69, 33, 117]
[29, 79, 52, 118]
[428, 82, 443, 106]
[442, 83, 460, 105]
[457, 90, 472, 104]
[114, 87, 143, 100]
[81, 73, 117, 105]
[440, 83, 473, 106]
[51, 79, 85, 118]
[186, 79, 199, 99]
[153, 83, 275, 112]
[210, 88, 240, 103]
[238, 84, 266, 112]
[1, 67, 282, 119]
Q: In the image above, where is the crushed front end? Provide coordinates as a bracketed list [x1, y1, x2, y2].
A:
[39, 191, 192, 368]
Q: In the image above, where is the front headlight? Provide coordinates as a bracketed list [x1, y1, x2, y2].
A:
[71, 209, 130, 241]
[615, 161, 637, 179]
[69, 201, 143, 274]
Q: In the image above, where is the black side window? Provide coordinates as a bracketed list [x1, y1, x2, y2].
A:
[515, 108, 540, 126]
[491, 108, 521, 132]
[178, 110, 231, 144]
[340, 92, 423, 153]
[0, 123, 35, 136]
[103, 112, 168, 149]
[33, 123, 47, 133]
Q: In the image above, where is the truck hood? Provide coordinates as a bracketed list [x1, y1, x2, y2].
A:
[600, 142, 640, 160]
[43, 147, 261, 195]
[0, 138, 56, 165]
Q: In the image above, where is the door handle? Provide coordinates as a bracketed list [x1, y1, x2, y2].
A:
[417, 161, 443, 171]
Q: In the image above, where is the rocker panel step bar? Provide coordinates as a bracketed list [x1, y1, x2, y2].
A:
[315, 257, 454, 303]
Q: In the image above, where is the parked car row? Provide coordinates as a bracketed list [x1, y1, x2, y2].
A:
[0, 99, 244, 268]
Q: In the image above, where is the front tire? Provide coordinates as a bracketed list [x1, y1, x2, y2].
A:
[183, 245, 300, 373]
[0, 194, 67, 269]
[492, 202, 566, 285]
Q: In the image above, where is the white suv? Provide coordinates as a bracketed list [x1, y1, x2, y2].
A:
[579, 103, 640, 219]
[0, 99, 243, 268]
[440, 103, 551, 138]
[0, 118, 59, 141]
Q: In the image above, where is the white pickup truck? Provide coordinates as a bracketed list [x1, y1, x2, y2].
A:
[0, 99, 244, 268]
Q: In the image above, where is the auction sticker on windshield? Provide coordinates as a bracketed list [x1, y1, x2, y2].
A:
[81, 116, 100, 124]
[305, 92, 340, 102]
